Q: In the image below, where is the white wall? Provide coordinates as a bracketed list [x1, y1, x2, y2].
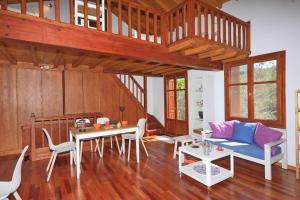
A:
[214, 0, 300, 166]
[147, 77, 165, 125]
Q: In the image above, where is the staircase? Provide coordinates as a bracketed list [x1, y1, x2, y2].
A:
[115, 74, 164, 136]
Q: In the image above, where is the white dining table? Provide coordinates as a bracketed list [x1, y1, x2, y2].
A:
[69, 125, 139, 179]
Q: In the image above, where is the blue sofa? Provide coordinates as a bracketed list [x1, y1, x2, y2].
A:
[205, 128, 287, 180]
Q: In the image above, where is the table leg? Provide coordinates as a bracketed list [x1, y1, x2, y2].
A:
[136, 130, 140, 163]
[69, 131, 73, 166]
[179, 149, 182, 176]
[230, 154, 234, 177]
[206, 161, 211, 187]
[173, 140, 178, 159]
[76, 138, 80, 179]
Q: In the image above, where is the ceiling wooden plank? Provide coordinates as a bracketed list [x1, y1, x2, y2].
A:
[198, 47, 225, 59]
[72, 54, 86, 68]
[211, 50, 238, 61]
[53, 50, 64, 67]
[184, 43, 210, 56]
[222, 53, 249, 63]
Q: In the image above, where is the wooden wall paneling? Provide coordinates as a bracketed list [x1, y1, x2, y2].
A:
[42, 70, 63, 117]
[0, 65, 19, 155]
[83, 71, 101, 113]
[64, 70, 84, 114]
[17, 68, 43, 151]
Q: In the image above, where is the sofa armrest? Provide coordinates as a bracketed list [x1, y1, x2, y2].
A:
[264, 138, 286, 148]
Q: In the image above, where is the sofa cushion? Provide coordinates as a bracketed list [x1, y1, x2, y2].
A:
[206, 138, 281, 160]
[209, 120, 237, 139]
[231, 122, 257, 144]
[254, 123, 282, 156]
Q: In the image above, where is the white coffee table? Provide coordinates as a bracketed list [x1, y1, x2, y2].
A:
[178, 145, 234, 187]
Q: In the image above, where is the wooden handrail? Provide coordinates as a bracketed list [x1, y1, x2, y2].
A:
[1, 0, 250, 50]
[165, 0, 250, 52]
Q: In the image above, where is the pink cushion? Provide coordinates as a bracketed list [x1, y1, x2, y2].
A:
[209, 121, 237, 139]
[254, 123, 282, 156]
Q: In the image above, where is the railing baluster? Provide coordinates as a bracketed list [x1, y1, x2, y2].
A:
[146, 11, 150, 42]
[108, 0, 112, 33]
[228, 18, 231, 46]
[197, 3, 201, 38]
[211, 10, 214, 41]
[70, 0, 74, 25]
[238, 22, 241, 49]
[96, 0, 101, 30]
[233, 20, 236, 48]
[242, 24, 246, 50]
[128, 3, 132, 37]
[223, 15, 226, 45]
[55, 0, 60, 22]
[183, 4, 186, 38]
[154, 13, 158, 43]
[204, 6, 208, 39]
[21, 0, 26, 14]
[1, 0, 8, 10]
[38, 0, 43, 18]
[217, 13, 221, 43]
[189, 0, 195, 38]
[246, 21, 251, 51]
[176, 9, 179, 41]
[137, 8, 141, 39]
[118, 0, 122, 35]
[84, 0, 88, 28]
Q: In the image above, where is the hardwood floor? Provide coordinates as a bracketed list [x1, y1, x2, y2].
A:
[0, 140, 299, 200]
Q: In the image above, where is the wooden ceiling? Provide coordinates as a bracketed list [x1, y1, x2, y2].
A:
[0, 41, 188, 76]
[133, 0, 230, 11]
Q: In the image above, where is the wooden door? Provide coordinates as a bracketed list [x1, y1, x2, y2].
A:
[164, 72, 188, 136]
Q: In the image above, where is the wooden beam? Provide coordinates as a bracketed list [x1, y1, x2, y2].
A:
[210, 50, 238, 61]
[29, 46, 41, 66]
[184, 43, 210, 56]
[222, 53, 249, 63]
[151, 67, 180, 75]
[168, 39, 197, 53]
[72, 54, 86, 68]
[198, 47, 225, 59]
[163, 69, 187, 75]
[0, 11, 222, 70]
[53, 50, 64, 67]
[0, 42, 17, 64]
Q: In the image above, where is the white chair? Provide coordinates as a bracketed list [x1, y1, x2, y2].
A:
[42, 128, 76, 182]
[121, 118, 149, 161]
[94, 117, 121, 157]
[0, 145, 29, 200]
[74, 118, 94, 161]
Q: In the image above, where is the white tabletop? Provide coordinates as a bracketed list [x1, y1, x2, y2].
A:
[179, 145, 233, 162]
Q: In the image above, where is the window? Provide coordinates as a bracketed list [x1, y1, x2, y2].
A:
[224, 51, 286, 128]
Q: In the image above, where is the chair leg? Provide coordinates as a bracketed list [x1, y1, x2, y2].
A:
[122, 138, 126, 155]
[47, 152, 57, 182]
[101, 138, 105, 157]
[90, 140, 93, 152]
[13, 191, 22, 200]
[46, 152, 55, 172]
[80, 141, 83, 162]
[128, 140, 131, 161]
[141, 139, 149, 157]
[73, 150, 77, 165]
[173, 140, 178, 159]
[115, 136, 121, 155]
[110, 137, 113, 149]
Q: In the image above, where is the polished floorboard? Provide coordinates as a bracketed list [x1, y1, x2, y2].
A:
[0, 140, 299, 200]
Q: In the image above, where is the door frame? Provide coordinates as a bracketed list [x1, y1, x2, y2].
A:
[164, 71, 189, 136]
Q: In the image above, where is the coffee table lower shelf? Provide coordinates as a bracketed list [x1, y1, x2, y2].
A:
[180, 161, 233, 187]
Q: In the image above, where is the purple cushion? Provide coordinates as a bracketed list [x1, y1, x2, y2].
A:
[254, 123, 282, 156]
[209, 121, 237, 139]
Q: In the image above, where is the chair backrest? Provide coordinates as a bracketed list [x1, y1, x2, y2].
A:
[97, 117, 110, 125]
[74, 118, 91, 127]
[11, 145, 29, 191]
[42, 128, 55, 151]
[137, 118, 147, 138]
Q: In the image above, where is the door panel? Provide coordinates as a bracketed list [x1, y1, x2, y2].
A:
[165, 72, 188, 136]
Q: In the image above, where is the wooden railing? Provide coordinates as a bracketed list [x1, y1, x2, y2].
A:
[116, 74, 145, 108]
[165, 0, 250, 51]
[22, 112, 103, 161]
[0, 0, 164, 45]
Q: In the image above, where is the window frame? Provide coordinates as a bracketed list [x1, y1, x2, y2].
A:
[224, 51, 286, 128]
